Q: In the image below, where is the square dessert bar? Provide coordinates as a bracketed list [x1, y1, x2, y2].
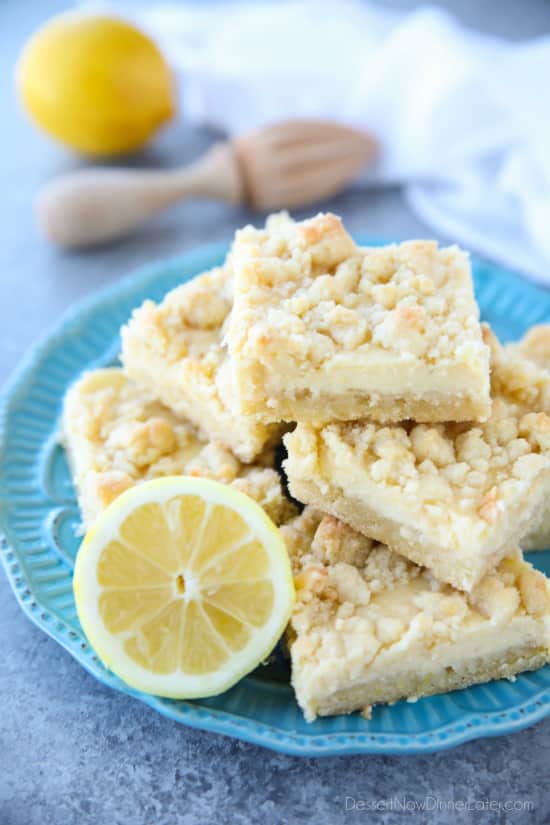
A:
[282, 508, 550, 721]
[227, 212, 491, 424]
[62, 368, 295, 530]
[121, 265, 279, 462]
[284, 336, 550, 591]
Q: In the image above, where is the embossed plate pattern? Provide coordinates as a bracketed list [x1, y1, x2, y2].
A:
[1, 239, 550, 756]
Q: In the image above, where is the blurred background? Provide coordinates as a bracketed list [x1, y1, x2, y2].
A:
[2, 0, 550, 389]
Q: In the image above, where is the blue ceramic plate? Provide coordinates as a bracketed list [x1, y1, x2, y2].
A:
[1, 239, 550, 757]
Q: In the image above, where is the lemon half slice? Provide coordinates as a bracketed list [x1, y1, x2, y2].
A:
[73, 477, 294, 698]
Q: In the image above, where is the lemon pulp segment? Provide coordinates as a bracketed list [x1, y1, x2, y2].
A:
[73, 477, 295, 697]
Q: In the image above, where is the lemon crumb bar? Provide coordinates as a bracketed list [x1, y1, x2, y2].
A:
[227, 212, 490, 424]
[486, 326, 550, 416]
[62, 368, 295, 529]
[121, 266, 279, 462]
[284, 338, 550, 591]
[282, 509, 550, 721]
[496, 325, 550, 550]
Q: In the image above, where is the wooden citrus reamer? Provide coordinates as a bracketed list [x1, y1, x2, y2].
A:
[37, 120, 377, 248]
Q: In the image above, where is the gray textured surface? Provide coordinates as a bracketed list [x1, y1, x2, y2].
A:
[1, 2, 550, 824]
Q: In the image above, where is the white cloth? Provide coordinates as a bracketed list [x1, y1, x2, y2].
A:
[94, 0, 550, 285]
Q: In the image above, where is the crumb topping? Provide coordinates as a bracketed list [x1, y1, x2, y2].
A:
[492, 324, 550, 550]
[64, 369, 218, 479]
[513, 324, 550, 369]
[484, 324, 550, 413]
[122, 266, 231, 373]
[120, 265, 278, 461]
[231, 466, 298, 526]
[287, 509, 550, 666]
[314, 410, 548, 521]
[230, 212, 486, 367]
[63, 369, 292, 526]
[286, 334, 550, 526]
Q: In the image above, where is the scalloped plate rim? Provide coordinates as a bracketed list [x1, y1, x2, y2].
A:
[1, 238, 550, 757]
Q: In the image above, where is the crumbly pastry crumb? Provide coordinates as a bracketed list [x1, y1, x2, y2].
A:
[490, 325, 550, 550]
[62, 368, 295, 529]
[231, 466, 298, 527]
[485, 324, 550, 415]
[284, 328, 550, 591]
[511, 324, 550, 369]
[284, 508, 550, 720]
[227, 212, 490, 424]
[121, 265, 280, 462]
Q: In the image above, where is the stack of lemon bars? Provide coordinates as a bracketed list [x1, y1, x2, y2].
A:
[63, 212, 550, 721]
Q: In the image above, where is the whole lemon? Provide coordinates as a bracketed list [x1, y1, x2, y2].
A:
[17, 13, 175, 156]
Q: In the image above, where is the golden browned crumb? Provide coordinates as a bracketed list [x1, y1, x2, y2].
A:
[512, 325, 550, 368]
[486, 324, 550, 550]
[231, 467, 298, 527]
[227, 212, 490, 423]
[121, 266, 280, 462]
[285, 508, 550, 720]
[62, 368, 294, 529]
[484, 324, 550, 414]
